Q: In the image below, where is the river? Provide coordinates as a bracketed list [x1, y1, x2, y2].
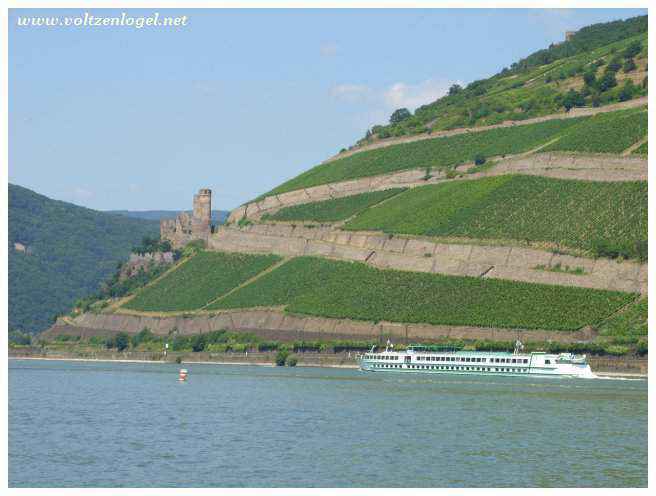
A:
[8, 359, 647, 487]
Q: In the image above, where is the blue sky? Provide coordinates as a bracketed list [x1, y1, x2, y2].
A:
[9, 8, 646, 211]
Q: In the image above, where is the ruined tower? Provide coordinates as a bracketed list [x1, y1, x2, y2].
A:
[160, 188, 213, 248]
[192, 188, 212, 238]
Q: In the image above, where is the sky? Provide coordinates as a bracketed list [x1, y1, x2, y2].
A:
[9, 8, 647, 212]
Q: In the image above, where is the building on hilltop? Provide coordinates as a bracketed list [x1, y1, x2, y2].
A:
[161, 188, 213, 248]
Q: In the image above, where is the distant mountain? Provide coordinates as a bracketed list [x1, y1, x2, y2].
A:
[9, 184, 160, 333]
[109, 210, 229, 223]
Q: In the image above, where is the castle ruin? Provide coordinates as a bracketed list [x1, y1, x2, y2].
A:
[161, 188, 212, 248]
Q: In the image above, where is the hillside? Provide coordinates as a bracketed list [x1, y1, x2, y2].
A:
[9, 184, 159, 333]
[43, 15, 648, 359]
[353, 15, 647, 146]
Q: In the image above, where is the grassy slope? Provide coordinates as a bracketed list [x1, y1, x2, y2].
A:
[344, 175, 647, 255]
[262, 189, 405, 222]
[208, 257, 635, 331]
[544, 107, 647, 153]
[8, 184, 160, 333]
[260, 117, 587, 199]
[123, 251, 281, 312]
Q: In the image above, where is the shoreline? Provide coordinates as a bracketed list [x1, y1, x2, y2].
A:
[9, 355, 646, 378]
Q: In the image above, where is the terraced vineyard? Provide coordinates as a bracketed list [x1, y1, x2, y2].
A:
[345, 175, 647, 258]
[544, 108, 647, 154]
[598, 297, 647, 337]
[262, 189, 405, 222]
[123, 251, 281, 312]
[258, 117, 588, 199]
[633, 141, 648, 155]
[209, 256, 635, 331]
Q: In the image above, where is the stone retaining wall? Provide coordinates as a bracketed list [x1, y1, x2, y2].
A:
[208, 225, 646, 293]
[229, 152, 647, 222]
[46, 311, 598, 344]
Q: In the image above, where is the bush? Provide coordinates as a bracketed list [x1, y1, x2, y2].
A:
[389, 108, 411, 124]
[287, 356, 298, 367]
[623, 40, 642, 59]
[605, 57, 622, 73]
[598, 72, 617, 92]
[474, 154, 486, 166]
[275, 350, 289, 366]
[115, 332, 130, 352]
[191, 334, 207, 352]
[623, 58, 637, 73]
[131, 327, 154, 348]
[618, 80, 636, 102]
[258, 341, 280, 352]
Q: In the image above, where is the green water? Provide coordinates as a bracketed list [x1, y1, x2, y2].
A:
[9, 359, 647, 487]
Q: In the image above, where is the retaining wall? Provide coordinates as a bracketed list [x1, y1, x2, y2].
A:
[45, 311, 598, 344]
[208, 225, 647, 293]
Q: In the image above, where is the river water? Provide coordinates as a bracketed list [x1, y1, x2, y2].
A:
[8, 359, 647, 487]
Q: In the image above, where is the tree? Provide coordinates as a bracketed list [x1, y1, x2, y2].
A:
[583, 69, 597, 87]
[623, 58, 637, 73]
[389, 108, 411, 125]
[275, 349, 289, 366]
[598, 71, 617, 92]
[618, 80, 636, 102]
[191, 334, 207, 352]
[623, 40, 642, 59]
[605, 57, 622, 73]
[448, 84, 463, 96]
[115, 332, 129, 352]
[562, 89, 585, 111]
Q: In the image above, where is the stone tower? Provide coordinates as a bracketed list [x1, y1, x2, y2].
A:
[160, 188, 213, 248]
[192, 188, 212, 238]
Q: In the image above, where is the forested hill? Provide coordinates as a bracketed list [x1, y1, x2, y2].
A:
[8, 184, 159, 333]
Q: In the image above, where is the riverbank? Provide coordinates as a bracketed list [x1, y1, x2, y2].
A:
[9, 348, 647, 377]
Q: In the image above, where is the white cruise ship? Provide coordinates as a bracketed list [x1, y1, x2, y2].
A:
[358, 342, 596, 378]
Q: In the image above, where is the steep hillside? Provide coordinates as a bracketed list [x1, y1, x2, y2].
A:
[356, 15, 647, 143]
[9, 184, 159, 333]
[44, 15, 649, 359]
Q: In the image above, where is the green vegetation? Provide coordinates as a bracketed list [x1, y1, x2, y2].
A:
[8, 183, 159, 333]
[260, 117, 587, 198]
[123, 251, 281, 312]
[275, 349, 290, 366]
[633, 141, 647, 155]
[354, 16, 646, 141]
[534, 263, 586, 276]
[544, 108, 647, 153]
[598, 297, 647, 337]
[209, 257, 635, 331]
[345, 175, 647, 259]
[36, 330, 647, 357]
[262, 189, 405, 222]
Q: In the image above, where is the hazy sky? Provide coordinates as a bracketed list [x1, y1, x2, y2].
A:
[9, 8, 646, 211]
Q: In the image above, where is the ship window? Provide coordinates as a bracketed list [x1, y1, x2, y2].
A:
[545, 360, 551, 364]
[511, 359, 516, 363]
